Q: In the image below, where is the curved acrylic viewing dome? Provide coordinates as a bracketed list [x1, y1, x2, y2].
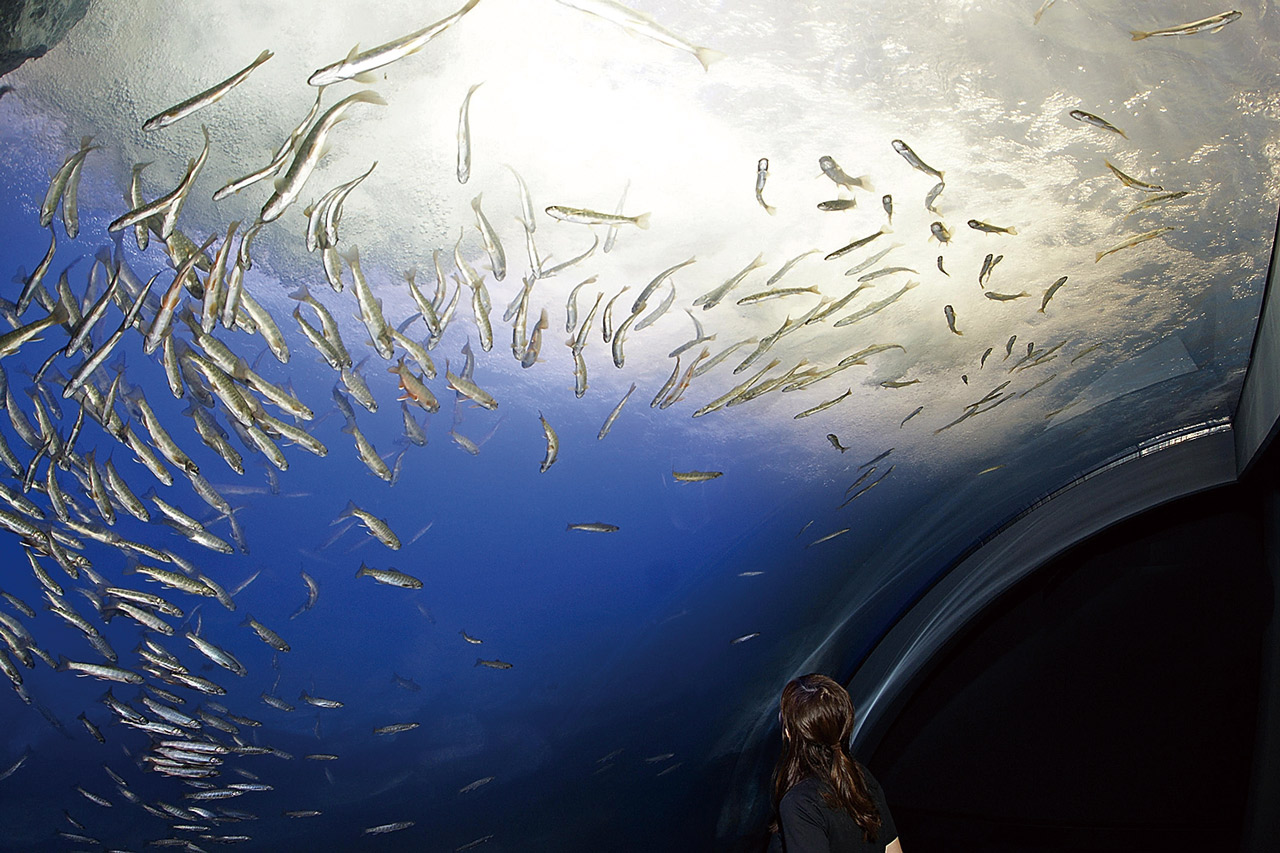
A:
[0, 0, 1277, 849]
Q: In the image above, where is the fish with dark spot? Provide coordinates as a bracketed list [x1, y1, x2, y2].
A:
[937, 255, 948, 276]
[968, 219, 1017, 235]
[924, 181, 944, 213]
[1069, 109, 1127, 138]
[882, 194, 893, 222]
[818, 155, 872, 192]
[944, 304, 961, 335]
[930, 222, 951, 243]
[891, 139, 944, 182]
[826, 434, 848, 453]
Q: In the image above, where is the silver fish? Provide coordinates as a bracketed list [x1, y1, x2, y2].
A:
[260, 91, 387, 223]
[892, 139, 944, 182]
[143, 49, 273, 131]
[818, 155, 872, 192]
[309, 0, 484, 85]
[1130, 10, 1241, 40]
[457, 83, 483, 185]
[944, 305, 961, 335]
[755, 157, 775, 215]
[555, 0, 725, 70]
[597, 383, 636, 440]
[825, 227, 891, 261]
[1069, 109, 1127, 138]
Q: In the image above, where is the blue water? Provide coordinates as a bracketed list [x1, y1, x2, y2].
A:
[2, 2, 1279, 850]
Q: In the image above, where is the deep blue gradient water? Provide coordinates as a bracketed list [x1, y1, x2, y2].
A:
[2, 2, 1280, 851]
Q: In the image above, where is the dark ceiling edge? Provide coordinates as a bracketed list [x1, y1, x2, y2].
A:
[850, 194, 1280, 755]
[1233, 197, 1280, 476]
[849, 425, 1238, 756]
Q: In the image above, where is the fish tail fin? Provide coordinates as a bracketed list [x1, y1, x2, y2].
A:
[48, 298, 70, 326]
[856, 176, 875, 194]
[1130, 30, 1150, 41]
[634, 213, 652, 230]
[354, 562, 367, 578]
[352, 90, 387, 106]
[55, 655, 69, 672]
[474, 658, 483, 667]
[286, 284, 311, 302]
[694, 47, 727, 71]
[1006, 226, 1018, 235]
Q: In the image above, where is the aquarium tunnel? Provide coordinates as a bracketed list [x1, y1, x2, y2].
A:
[1, 1, 1279, 850]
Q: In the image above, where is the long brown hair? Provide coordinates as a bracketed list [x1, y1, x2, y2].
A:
[769, 673, 881, 842]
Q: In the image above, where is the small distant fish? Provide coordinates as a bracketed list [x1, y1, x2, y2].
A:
[901, 406, 923, 427]
[944, 304, 961, 335]
[1039, 276, 1068, 312]
[818, 156, 872, 192]
[363, 822, 415, 836]
[882, 194, 893, 222]
[1033, 0, 1058, 25]
[930, 221, 951, 243]
[857, 266, 916, 283]
[1124, 191, 1191, 218]
[980, 347, 993, 368]
[672, 470, 723, 482]
[354, 561, 422, 589]
[457, 835, 495, 852]
[891, 139, 944, 182]
[1095, 226, 1175, 262]
[924, 181, 945, 213]
[880, 379, 919, 388]
[984, 290, 1030, 301]
[817, 198, 857, 211]
[806, 528, 851, 548]
[546, 206, 650, 228]
[597, 383, 636, 440]
[978, 253, 994, 286]
[475, 659, 513, 669]
[1005, 335, 1017, 358]
[459, 776, 494, 793]
[457, 83, 483, 184]
[825, 227, 891, 260]
[1130, 10, 1242, 40]
[793, 389, 850, 419]
[1104, 160, 1164, 192]
[936, 255, 948, 276]
[300, 690, 344, 709]
[391, 673, 421, 692]
[537, 412, 559, 473]
[968, 219, 1017, 235]
[755, 158, 775, 215]
[374, 722, 420, 735]
[826, 434, 848, 453]
[460, 630, 483, 644]
[1069, 109, 1127, 138]
[567, 522, 619, 533]
[730, 632, 760, 644]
